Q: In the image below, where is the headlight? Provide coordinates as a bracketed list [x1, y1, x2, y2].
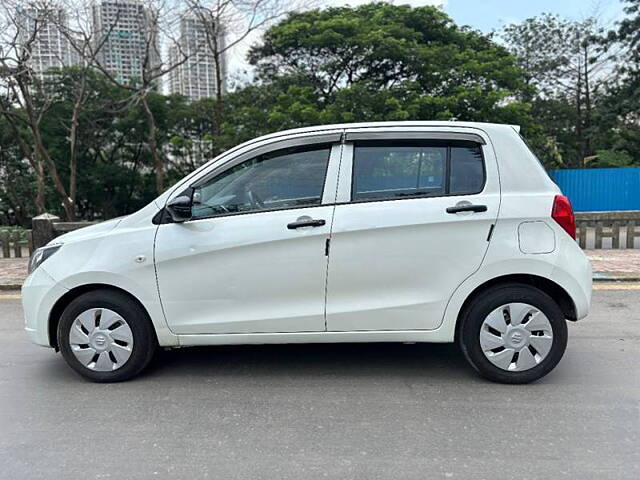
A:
[28, 244, 62, 275]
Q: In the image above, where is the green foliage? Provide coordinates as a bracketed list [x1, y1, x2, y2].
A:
[570, 0, 639, 173]
[586, 150, 635, 168]
[1, 1, 639, 225]
[615, 0, 640, 66]
[249, 3, 529, 125]
[501, 5, 640, 169]
[502, 13, 615, 168]
[0, 116, 35, 226]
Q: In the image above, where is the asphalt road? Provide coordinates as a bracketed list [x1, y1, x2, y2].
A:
[0, 286, 639, 480]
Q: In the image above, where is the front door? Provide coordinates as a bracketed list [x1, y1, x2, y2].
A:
[326, 131, 500, 331]
[155, 142, 339, 334]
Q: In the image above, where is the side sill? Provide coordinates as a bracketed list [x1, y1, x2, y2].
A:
[177, 329, 455, 347]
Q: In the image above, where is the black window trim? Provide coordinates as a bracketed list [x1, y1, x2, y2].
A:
[348, 139, 487, 205]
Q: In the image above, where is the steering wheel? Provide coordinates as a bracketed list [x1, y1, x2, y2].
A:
[213, 204, 230, 214]
[246, 189, 266, 209]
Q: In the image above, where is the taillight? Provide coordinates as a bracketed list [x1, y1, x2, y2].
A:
[551, 195, 576, 239]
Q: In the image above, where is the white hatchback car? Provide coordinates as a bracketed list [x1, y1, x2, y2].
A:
[23, 122, 592, 383]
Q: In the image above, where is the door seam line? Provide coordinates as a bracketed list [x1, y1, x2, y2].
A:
[323, 139, 344, 331]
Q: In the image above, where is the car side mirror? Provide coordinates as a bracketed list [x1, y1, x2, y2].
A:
[166, 195, 193, 223]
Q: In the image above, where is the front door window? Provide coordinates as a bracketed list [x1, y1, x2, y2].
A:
[192, 145, 332, 219]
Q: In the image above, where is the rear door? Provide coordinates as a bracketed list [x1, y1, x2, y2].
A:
[326, 128, 500, 331]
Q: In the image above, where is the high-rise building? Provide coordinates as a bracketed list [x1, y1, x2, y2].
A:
[16, 3, 81, 80]
[167, 13, 227, 101]
[91, 0, 161, 85]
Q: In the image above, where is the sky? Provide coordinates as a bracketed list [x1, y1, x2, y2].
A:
[322, 0, 626, 32]
[227, 0, 627, 83]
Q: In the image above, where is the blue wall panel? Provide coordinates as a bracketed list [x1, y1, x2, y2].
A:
[549, 167, 640, 212]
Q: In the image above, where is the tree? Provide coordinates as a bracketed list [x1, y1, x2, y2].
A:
[63, 0, 193, 195]
[166, 95, 218, 177]
[599, 0, 640, 164]
[0, 115, 36, 226]
[0, 0, 76, 219]
[49, 0, 123, 216]
[248, 3, 532, 128]
[183, 0, 315, 136]
[502, 14, 616, 167]
[614, 0, 640, 65]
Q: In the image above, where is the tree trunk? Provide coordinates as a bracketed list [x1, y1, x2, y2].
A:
[213, 43, 224, 137]
[13, 79, 75, 220]
[69, 107, 79, 209]
[141, 95, 164, 194]
[32, 126, 75, 220]
[29, 123, 76, 222]
[575, 64, 583, 168]
[34, 155, 46, 215]
[583, 45, 592, 160]
[68, 81, 86, 209]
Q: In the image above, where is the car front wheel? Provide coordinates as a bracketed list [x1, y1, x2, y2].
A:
[57, 289, 157, 382]
[458, 284, 568, 384]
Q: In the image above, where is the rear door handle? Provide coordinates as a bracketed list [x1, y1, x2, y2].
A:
[287, 219, 326, 229]
[446, 204, 487, 214]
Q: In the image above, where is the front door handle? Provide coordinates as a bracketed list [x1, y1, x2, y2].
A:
[446, 204, 487, 214]
[287, 218, 326, 229]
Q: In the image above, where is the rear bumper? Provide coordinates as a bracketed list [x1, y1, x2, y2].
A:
[22, 267, 68, 347]
[551, 236, 592, 320]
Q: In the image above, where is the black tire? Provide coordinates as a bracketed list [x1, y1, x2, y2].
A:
[458, 283, 568, 384]
[57, 289, 157, 382]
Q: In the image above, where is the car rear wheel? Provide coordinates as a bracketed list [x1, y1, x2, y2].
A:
[57, 289, 157, 382]
[458, 284, 568, 384]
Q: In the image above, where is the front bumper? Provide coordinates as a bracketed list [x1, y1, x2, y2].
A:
[22, 267, 68, 347]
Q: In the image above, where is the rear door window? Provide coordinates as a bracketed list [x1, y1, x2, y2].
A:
[351, 140, 485, 202]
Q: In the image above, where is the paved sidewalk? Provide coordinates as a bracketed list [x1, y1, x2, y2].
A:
[2, 250, 640, 289]
[0, 258, 28, 289]
[585, 249, 640, 281]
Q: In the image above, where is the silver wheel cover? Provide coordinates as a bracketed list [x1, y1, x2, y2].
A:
[68, 308, 134, 371]
[480, 303, 553, 372]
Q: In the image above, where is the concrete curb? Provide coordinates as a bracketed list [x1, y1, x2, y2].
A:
[592, 273, 640, 282]
[592, 277, 640, 283]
